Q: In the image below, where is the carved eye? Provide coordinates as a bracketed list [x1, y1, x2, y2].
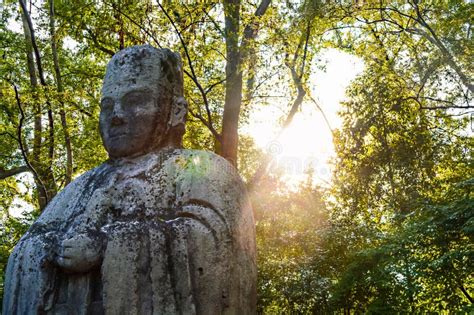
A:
[123, 91, 149, 107]
[101, 98, 114, 111]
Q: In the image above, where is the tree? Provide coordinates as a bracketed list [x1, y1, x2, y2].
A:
[325, 1, 473, 311]
[255, 172, 331, 313]
[330, 0, 473, 110]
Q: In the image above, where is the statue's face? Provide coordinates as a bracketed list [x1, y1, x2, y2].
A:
[99, 61, 170, 159]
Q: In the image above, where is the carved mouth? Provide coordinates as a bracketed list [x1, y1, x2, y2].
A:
[109, 132, 128, 139]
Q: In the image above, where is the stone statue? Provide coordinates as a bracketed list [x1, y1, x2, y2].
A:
[3, 45, 256, 315]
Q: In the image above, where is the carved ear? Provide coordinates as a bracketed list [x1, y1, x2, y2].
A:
[170, 96, 188, 127]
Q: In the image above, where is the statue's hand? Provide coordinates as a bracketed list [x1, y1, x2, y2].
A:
[56, 233, 103, 273]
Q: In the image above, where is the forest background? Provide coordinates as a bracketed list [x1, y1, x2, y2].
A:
[0, 0, 473, 313]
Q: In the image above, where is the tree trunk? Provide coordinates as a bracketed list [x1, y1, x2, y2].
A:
[221, 0, 242, 167]
[221, 0, 271, 167]
[49, 0, 73, 185]
[19, 0, 57, 209]
[20, 0, 48, 209]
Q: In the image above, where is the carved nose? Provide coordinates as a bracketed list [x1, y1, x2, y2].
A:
[111, 115, 125, 126]
[111, 105, 125, 126]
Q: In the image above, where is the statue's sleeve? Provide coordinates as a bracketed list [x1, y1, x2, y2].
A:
[167, 151, 257, 314]
[2, 168, 102, 314]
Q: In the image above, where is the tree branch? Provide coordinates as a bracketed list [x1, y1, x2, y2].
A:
[249, 23, 312, 190]
[12, 84, 49, 204]
[107, 2, 162, 49]
[84, 28, 115, 56]
[188, 107, 222, 141]
[360, 3, 473, 93]
[411, 1, 473, 93]
[205, 77, 227, 95]
[241, 0, 271, 50]
[309, 94, 334, 135]
[404, 96, 473, 110]
[202, 5, 225, 37]
[299, 21, 311, 80]
[0, 166, 30, 180]
[459, 284, 473, 304]
[158, 1, 218, 141]
[183, 69, 216, 136]
[240, 0, 271, 102]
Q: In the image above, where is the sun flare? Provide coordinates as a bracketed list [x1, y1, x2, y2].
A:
[243, 49, 364, 188]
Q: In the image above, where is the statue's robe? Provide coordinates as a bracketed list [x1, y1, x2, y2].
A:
[3, 149, 256, 315]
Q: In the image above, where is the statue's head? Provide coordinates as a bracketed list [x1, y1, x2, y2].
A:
[100, 45, 187, 159]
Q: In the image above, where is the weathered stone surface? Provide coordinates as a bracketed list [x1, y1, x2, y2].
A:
[3, 45, 256, 315]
